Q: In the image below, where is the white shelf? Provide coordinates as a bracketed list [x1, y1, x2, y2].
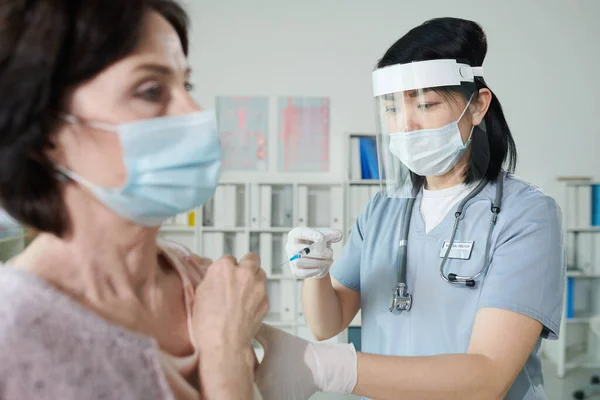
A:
[349, 133, 376, 138]
[202, 227, 247, 232]
[567, 270, 600, 278]
[249, 227, 291, 233]
[566, 312, 596, 323]
[568, 227, 600, 233]
[550, 179, 600, 377]
[160, 225, 195, 233]
[566, 181, 600, 187]
[565, 347, 600, 370]
[348, 179, 380, 185]
[156, 178, 349, 347]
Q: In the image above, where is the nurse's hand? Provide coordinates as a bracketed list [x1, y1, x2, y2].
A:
[286, 227, 342, 279]
[255, 323, 357, 399]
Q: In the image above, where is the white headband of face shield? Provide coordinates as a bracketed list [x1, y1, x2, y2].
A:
[372, 59, 484, 97]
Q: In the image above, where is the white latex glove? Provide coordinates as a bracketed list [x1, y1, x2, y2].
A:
[286, 227, 343, 279]
[255, 324, 357, 400]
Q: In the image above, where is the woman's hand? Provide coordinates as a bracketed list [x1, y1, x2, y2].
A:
[192, 253, 268, 347]
[191, 253, 268, 399]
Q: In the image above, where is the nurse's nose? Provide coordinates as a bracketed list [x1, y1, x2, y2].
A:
[403, 109, 422, 132]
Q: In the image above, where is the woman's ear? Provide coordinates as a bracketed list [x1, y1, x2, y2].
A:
[471, 88, 492, 126]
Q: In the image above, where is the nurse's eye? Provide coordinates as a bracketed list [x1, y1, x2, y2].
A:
[418, 103, 438, 111]
[184, 82, 195, 92]
[385, 106, 397, 114]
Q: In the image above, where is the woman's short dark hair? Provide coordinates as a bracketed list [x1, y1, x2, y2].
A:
[0, 0, 189, 237]
[376, 17, 517, 188]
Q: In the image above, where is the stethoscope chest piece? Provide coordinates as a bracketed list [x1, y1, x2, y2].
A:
[390, 282, 412, 314]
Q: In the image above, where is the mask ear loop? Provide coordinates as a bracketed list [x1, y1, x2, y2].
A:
[54, 114, 119, 183]
[59, 113, 117, 132]
[457, 92, 477, 148]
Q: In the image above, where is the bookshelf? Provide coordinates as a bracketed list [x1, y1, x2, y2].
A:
[157, 132, 383, 348]
[158, 180, 347, 345]
[543, 178, 600, 378]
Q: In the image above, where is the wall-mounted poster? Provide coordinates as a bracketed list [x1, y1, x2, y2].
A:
[216, 96, 269, 171]
[278, 97, 330, 172]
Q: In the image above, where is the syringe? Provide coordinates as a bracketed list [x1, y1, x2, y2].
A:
[288, 246, 313, 262]
[275, 245, 315, 269]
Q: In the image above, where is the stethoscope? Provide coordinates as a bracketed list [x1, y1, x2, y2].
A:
[389, 173, 504, 314]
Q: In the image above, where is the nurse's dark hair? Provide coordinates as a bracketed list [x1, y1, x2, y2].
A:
[0, 0, 189, 237]
[377, 17, 517, 187]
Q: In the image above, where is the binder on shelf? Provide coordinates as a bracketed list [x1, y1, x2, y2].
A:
[202, 232, 224, 262]
[271, 187, 284, 228]
[213, 186, 226, 228]
[592, 184, 600, 226]
[297, 185, 308, 227]
[359, 136, 379, 180]
[250, 184, 260, 229]
[330, 186, 344, 256]
[271, 234, 285, 275]
[271, 185, 294, 228]
[266, 280, 281, 321]
[307, 186, 330, 227]
[259, 185, 272, 228]
[296, 280, 304, 319]
[282, 185, 294, 227]
[259, 233, 273, 276]
[249, 232, 260, 254]
[235, 232, 248, 260]
[202, 197, 214, 227]
[280, 233, 291, 276]
[223, 233, 235, 256]
[175, 212, 188, 226]
[236, 185, 246, 227]
[280, 280, 295, 321]
[223, 185, 237, 228]
[187, 211, 196, 227]
[566, 277, 575, 318]
[350, 137, 361, 180]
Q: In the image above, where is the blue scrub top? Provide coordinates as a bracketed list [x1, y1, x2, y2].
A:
[330, 173, 566, 400]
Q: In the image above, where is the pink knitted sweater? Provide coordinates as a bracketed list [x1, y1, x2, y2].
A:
[0, 240, 262, 400]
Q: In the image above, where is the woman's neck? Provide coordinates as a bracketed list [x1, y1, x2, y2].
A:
[12, 187, 162, 307]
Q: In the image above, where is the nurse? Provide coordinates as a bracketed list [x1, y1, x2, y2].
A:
[286, 17, 566, 399]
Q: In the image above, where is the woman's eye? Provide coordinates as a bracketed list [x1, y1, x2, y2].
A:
[185, 82, 195, 92]
[138, 84, 165, 102]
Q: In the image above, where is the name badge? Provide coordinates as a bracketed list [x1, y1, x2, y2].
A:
[439, 241, 474, 260]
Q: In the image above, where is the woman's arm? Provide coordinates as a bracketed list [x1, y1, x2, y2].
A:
[192, 254, 269, 400]
[197, 344, 257, 399]
[352, 307, 542, 400]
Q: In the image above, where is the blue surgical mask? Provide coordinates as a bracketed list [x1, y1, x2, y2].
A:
[389, 95, 474, 177]
[58, 110, 222, 226]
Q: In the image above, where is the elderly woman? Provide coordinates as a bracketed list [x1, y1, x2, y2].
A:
[0, 1, 357, 399]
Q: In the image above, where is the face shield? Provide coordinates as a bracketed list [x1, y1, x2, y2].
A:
[373, 59, 490, 198]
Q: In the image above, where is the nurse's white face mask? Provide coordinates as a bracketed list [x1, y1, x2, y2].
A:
[388, 94, 474, 177]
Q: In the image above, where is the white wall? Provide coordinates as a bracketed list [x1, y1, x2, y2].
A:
[183, 0, 600, 204]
